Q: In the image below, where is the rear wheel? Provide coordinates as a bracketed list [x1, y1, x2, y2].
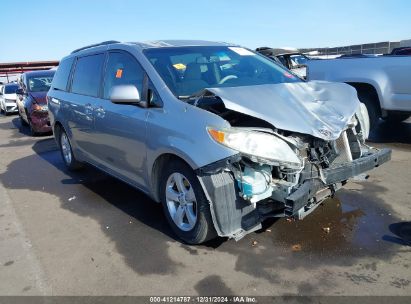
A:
[160, 160, 217, 244]
[59, 129, 83, 171]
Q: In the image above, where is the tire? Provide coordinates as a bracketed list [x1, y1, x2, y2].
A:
[58, 129, 83, 171]
[357, 93, 379, 132]
[28, 121, 38, 136]
[160, 160, 217, 244]
[0, 101, 5, 114]
[384, 112, 410, 123]
[19, 113, 28, 126]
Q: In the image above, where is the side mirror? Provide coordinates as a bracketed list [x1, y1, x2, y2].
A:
[16, 88, 24, 95]
[110, 84, 145, 106]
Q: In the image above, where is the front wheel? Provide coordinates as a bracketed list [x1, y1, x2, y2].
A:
[19, 111, 28, 126]
[59, 129, 83, 171]
[358, 94, 379, 132]
[28, 121, 38, 136]
[160, 160, 217, 244]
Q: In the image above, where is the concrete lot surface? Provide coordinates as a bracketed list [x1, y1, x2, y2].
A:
[0, 115, 410, 296]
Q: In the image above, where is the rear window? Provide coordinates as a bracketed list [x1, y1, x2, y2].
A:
[5, 84, 19, 94]
[71, 54, 105, 97]
[52, 57, 74, 91]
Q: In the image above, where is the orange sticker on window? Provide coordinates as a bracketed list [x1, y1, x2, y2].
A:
[116, 69, 123, 78]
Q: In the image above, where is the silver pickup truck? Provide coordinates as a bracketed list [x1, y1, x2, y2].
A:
[306, 55, 411, 130]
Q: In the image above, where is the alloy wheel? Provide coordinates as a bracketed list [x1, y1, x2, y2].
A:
[60, 132, 72, 165]
[165, 172, 198, 231]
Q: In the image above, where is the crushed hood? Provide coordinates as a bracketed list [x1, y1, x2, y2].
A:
[205, 81, 360, 141]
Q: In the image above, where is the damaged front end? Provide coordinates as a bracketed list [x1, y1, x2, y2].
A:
[193, 86, 391, 241]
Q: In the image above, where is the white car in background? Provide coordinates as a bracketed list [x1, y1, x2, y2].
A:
[0, 83, 20, 115]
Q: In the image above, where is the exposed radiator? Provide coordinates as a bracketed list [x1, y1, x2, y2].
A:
[333, 131, 353, 165]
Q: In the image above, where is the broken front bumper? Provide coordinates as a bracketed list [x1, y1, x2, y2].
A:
[286, 148, 391, 217]
[323, 148, 391, 184]
[198, 148, 391, 240]
[30, 111, 52, 133]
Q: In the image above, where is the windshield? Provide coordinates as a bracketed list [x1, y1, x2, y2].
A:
[5, 84, 19, 94]
[28, 75, 54, 92]
[144, 46, 301, 98]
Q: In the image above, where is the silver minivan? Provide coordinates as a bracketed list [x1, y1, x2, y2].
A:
[48, 40, 391, 244]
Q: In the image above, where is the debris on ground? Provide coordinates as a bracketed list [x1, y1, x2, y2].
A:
[291, 244, 302, 252]
[106, 226, 110, 229]
[286, 218, 294, 223]
[251, 240, 258, 246]
[352, 173, 369, 181]
[68, 196, 76, 201]
[266, 229, 272, 233]
[322, 227, 331, 234]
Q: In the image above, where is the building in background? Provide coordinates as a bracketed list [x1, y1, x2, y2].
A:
[299, 39, 411, 58]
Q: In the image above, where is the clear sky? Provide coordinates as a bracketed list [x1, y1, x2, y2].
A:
[0, 0, 410, 62]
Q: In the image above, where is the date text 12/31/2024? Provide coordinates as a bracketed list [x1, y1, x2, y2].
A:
[149, 296, 257, 303]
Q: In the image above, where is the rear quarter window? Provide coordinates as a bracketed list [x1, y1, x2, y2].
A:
[52, 57, 74, 91]
[71, 54, 105, 97]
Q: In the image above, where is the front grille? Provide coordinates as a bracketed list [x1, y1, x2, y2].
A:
[332, 131, 353, 165]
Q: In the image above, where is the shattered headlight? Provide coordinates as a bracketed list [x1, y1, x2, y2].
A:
[356, 103, 370, 140]
[207, 127, 302, 167]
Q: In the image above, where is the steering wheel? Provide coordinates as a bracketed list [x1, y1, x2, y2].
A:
[219, 75, 238, 84]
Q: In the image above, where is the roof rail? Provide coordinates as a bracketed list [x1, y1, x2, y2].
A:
[71, 40, 120, 54]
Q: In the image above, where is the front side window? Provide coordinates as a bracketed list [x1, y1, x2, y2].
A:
[71, 54, 105, 97]
[148, 80, 162, 107]
[27, 74, 54, 92]
[103, 51, 144, 100]
[144, 46, 301, 98]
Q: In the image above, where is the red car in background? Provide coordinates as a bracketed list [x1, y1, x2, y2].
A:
[16, 70, 55, 135]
